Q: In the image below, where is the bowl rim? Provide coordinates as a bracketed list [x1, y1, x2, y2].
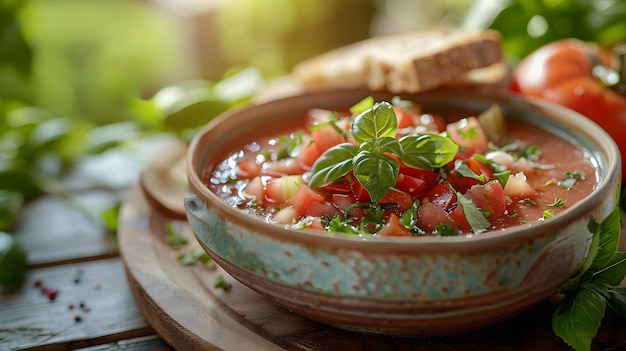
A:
[186, 87, 621, 253]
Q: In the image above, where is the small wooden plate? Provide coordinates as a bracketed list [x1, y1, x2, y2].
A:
[120, 182, 600, 350]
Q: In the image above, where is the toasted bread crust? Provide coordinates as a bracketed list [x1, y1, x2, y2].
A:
[292, 26, 503, 93]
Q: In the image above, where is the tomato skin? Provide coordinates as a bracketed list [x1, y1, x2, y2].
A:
[377, 213, 413, 236]
[513, 39, 626, 176]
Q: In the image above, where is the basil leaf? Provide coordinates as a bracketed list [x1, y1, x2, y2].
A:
[553, 282, 607, 351]
[351, 102, 397, 143]
[592, 251, 626, 286]
[590, 207, 621, 270]
[308, 143, 358, 189]
[353, 151, 399, 203]
[457, 192, 490, 234]
[360, 137, 402, 156]
[453, 159, 485, 182]
[399, 134, 459, 169]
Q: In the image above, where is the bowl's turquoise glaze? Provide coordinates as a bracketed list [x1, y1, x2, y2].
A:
[185, 88, 621, 336]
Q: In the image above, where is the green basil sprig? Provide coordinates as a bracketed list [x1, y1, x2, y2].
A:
[308, 99, 459, 203]
[553, 207, 626, 351]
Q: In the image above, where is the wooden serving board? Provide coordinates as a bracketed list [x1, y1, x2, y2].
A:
[118, 182, 626, 351]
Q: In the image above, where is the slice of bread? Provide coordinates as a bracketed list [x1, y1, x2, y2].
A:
[292, 26, 503, 94]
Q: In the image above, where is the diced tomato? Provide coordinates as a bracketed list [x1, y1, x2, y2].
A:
[449, 205, 471, 233]
[321, 180, 352, 194]
[287, 184, 325, 216]
[398, 162, 439, 191]
[417, 202, 455, 234]
[377, 213, 413, 236]
[331, 193, 366, 219]
[351, 180, 371, 202]
[380, 189, 414, 214]
[303, 201, 341, 218]
[265, 175, 303, 204]
[447, 158, 494, 193]
[393, 106, 416, 129]
[464, 181, 508, 221]
[297, 135, 321, 169]
[446, 117, 489, 155]
[311, 123, 348, 154]
[243, 176, 265, 202]
[237, 160, 262, 179]
[420, 181, 456, 211]
[395, 173, 426, 196]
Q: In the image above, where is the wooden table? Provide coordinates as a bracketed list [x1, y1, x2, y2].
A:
[0, 136, 175, 351]
[2, 133, 626, 351]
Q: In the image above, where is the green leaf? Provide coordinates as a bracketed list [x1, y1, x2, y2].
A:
[102, 202, 120, 232]
[453, 159, 485, 182]
[351, 102, 397, 143]
[399, 134, 459, 169]
[178, 248, 211, 266]
[166, 222, 188, 249]
[359, 137, 402, 156]
[593, 251, 626, 286]
[0, 231, 27, 289]
[399, 200, 420, 230]
[0, 190, 23, 231]
[457, 192, 490, 234]
[353, 151, 399, 203]
[590, 207, 622, 270]
[308, 143, 358, 189]
[214, 275, 232, 291]
[0, 12, 33, 75]
[553, 283, 607, 351]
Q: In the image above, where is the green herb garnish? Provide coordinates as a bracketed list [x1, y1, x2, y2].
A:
[214, 275, 232, 291]
[308, 99, 459, 203]
[559, 170, 585, 190]
[553, 207, 626, 351]
[178, 248, 212, 266]
[548, 198, 566, 207]
[166, 222, 189, 249]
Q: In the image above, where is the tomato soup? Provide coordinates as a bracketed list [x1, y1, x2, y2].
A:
[206, 97, 597, 237]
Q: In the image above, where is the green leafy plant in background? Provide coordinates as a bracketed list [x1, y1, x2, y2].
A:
[487, 0, 626, 61]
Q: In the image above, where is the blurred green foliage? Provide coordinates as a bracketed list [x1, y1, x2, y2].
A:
[1, 0, 626, 233]
[488, 0, 626, 62]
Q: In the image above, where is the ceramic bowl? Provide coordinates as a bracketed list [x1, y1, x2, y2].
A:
[184, 88, 621, 337]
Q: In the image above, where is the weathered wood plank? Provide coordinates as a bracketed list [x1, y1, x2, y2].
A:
[76, 335, 173, 351]
[0, 258, 153, 350]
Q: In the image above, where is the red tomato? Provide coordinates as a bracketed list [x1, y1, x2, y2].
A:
[416, 202, 455, 234]
[394, 173, 426, 196]
[331, 193, 366, 219]
[286, 185, 324, 215]
[445, 116, 489, 155]
[447, 158, 494, 193]
[379, 189, 414, 214]
[512, 39, 626, 176]
[393, 106, 416, 129]
[449, 205, 471, 233]
[420, 181, 456, 211]
[377, 213, 413, 236]
[464, 181, 507, 223]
